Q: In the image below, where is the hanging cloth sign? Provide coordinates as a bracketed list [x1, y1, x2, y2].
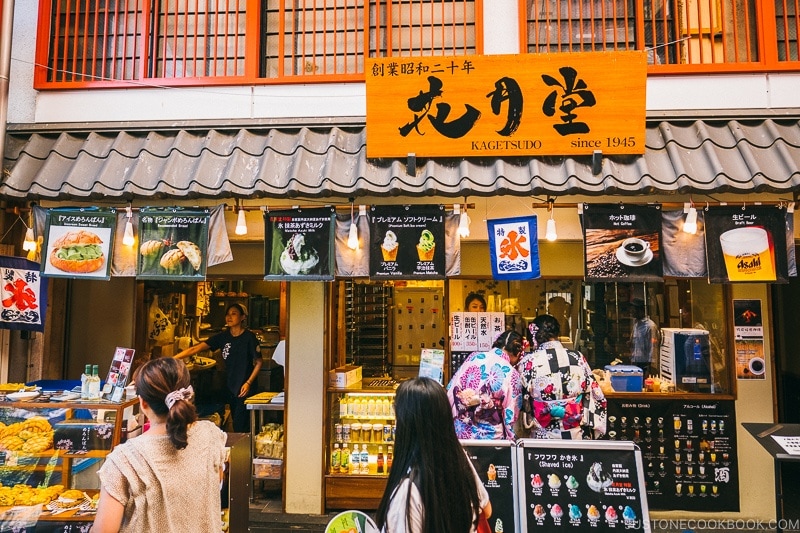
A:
[487, 215, 541, 280]
[0, 256, 48, 332]
[264, 207, 335, 280]
[582, 203, 663, 282]
[369, 205, 446, 279]
[41, 207, 117, 280]
[704, 205, 789, 283]
[136, 207, 210, 280]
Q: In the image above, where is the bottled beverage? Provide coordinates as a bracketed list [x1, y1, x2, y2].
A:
[377, 446, 384, 474]
[387, 445, 393, 473]
[350, 445, 360, 474]
[331, 443, 341, 473]
[87, 365, 102, 400]
[339, 396, 348, 418]
[80, 364, 92, 399]
[340, 444, 350, 474]
[360, 444, 369, 475]
[367, 397, 377, 416]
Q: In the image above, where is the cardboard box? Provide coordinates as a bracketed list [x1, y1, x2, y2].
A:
[605, 365, 644, 392]
[328, 365, 362, 388]
[253, 458, 283, 479]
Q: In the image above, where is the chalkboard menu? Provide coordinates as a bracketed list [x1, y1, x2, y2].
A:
[517, 440, 650, 533]
[462, 440, 518, 533]
[606, 397, 739, 512]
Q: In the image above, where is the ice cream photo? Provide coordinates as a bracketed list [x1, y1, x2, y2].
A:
[280, 233, 320, 275]
[381, 230, 398, 261]
[416, 229, 435, 261]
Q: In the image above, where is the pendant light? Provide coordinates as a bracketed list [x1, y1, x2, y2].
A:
[456, 203, 471, 238]
[545, 198, 558, 241]
[235, 200, 248, 235]
[683, 202, 698, 235]
[122, 205, 135, 246]
[347, 200, 359, 250]
[22, 227, 36, 252]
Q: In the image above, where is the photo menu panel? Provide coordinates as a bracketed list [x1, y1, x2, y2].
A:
[606, 398, 739, 512]
[462, 440, 517, 533]
[517, 440, 650, 532]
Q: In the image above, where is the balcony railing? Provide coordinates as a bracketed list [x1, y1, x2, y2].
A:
[32, 0, 799, 90]
[522, 0, 800, 71]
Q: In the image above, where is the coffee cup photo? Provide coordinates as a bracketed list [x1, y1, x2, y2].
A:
[748, 357, 765, 376]
[621, 238, 650, 259]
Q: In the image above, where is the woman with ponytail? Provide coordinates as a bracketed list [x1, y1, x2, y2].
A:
[91, 357, 227, 533]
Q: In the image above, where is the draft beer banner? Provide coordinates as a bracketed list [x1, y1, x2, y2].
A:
[137, 208, 210, 281]
[42, 208, 117, 280]
[487, 216, 541, 280]
[703, 206, 789, 283]
[265, 207, 335, 281]
[369, 205, 446, 279]
[0, 256, 48, 332]
[366, 51, 647, 158]
[582, 204, 663, 282]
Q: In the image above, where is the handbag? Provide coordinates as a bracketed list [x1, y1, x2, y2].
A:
[477, 510, 491, 533]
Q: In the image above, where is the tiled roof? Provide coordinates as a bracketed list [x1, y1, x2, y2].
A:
[3, 118, 800, 200]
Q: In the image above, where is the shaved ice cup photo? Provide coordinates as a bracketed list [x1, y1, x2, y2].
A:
[718, 226, 776, 281]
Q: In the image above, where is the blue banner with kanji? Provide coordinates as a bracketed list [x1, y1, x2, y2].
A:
[487, 216, 541, 280]
[0, 256, 48, 332]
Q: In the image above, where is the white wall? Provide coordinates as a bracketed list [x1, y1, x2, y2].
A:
[8, 1, 800, 126]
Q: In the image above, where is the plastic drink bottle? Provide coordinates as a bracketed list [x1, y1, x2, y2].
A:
[87, 365, 102, 400]
[377, 446, 384, 474]
[80, 364, 92, 399]
[340, 444, 350, 474]
[331, 443, 341, 473]
[350, 446, 360, 474]
[360, 444, 369, 474]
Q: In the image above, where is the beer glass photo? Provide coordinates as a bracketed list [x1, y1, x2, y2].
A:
[718, 226, 776, 281]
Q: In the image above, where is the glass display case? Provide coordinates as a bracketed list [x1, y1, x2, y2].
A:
[325, 388, 396, 510]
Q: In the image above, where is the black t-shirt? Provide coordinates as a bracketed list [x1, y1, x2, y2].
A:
[206, 329, 260, 395]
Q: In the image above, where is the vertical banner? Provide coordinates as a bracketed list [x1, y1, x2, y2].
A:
[462, 441, 518, 533]
[704, 205, 788, 283]
[136, 208, 210, 280]
[487, 216, 541, 280]
[42, 208, 117, 279]
[369, 205, 446, 279]
[0, 256, 48, 332]
[582, 203, 663, 282]
[733, 299, 765, 380]
[265, 207, 335, 280]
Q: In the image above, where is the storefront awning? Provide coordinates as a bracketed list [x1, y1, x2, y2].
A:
[3, 118, 800, 201]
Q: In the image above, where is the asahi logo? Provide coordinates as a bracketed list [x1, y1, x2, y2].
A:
[737, 253, 761, 271]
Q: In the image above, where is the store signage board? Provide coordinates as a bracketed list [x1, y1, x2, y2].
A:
[365, 51, 646, 158]
[136, 207, 210, 280]
[733, 299, 766, 380]
[487, 216, 541, 280]
[583, 203, 663, 282]
[0, 256, 48, 332]
[606, 397, 739, 511]
[517, 439, 651, 532]
[461, 440, 518, 533]
[103, 347, 135, 401]
[704, 205, 789, 283]
[42, 208, 117, 280]
[369, 205, 446, 279]
[264, 207, 335, 281]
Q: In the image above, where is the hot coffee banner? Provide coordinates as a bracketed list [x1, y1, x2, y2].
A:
[41, 207, 117, 280]
[264, 207, 335, 281]
[582, 204, 663, 282]
[704, 205, 789, 283]
[369, 205, 446, 279]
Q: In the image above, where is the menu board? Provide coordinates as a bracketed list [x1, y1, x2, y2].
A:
[606, 398, 739, 511]
[136, 207, 210, 280]
[517, 440, 650, 532]
[369, 205, 446, 278]
[462, 440, 518, 533]
[42, 207, 117, 280]
[264, 207, 335, 280]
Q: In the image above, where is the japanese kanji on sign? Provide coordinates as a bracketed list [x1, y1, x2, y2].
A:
[487, 216, 541, 280]
[0, 256, 48, 332]
[264, 207, 335, 281]
[366, 51, 646, 158]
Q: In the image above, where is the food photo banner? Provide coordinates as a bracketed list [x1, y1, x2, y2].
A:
[487, 216, 541, 280]
[365, 51, 647, 158]
[42, 208, 117, 280]
[703, 205, 789, 283]
[264, 207, 335, 280]
[733, 299, 766, 380]
[0, 256, 48, 332]
[136, 208, 210, 280]
[583, 204, 663, 282]
[369, 205, 446, 279]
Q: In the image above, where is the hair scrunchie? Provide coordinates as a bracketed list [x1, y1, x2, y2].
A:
[165, 385, 194, 410]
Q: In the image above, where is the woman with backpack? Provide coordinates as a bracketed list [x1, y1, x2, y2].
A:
[516, 314, 607, 440]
